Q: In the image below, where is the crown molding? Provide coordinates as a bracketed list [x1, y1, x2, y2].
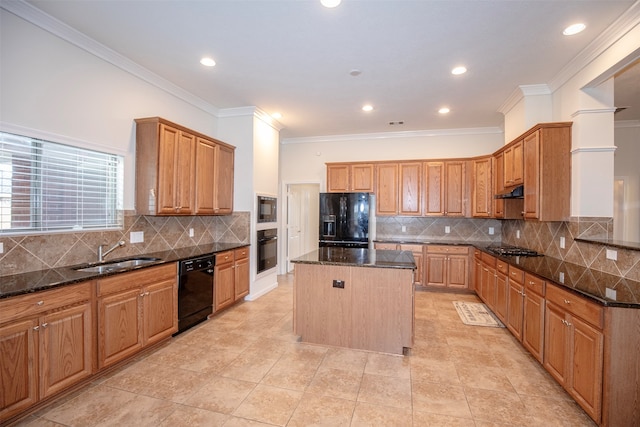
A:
[2, 0, 220, 116]
[281, 126, 503, 145]
[217, 106, 285, 132]
[520, 84, 552, 96]
[571, 108, 617, 117]
[549, 1, 640, 92]
[571, 146, 617, 153]
[615, 119, 640, 128]
[497, 84, 551, 116]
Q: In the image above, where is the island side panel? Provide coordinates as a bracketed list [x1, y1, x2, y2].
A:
[351, 267, 414, 354]
[294, 263, 353, 349]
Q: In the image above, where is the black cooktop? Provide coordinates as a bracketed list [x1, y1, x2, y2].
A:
[485, 246, 542, 257]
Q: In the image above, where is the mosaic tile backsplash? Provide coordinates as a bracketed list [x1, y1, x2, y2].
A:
[0, 211, 250, 276]
[375, 216, 502, 243]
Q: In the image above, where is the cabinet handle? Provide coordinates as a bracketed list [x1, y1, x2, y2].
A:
[145, 292, 150, 296]
[529, 281, 535, 285]
[33, 325, 39, 331]
[563, 299, 571, 304]
[140, 293, 145, 297]
[41, 322, 48, 328]
[36, 301, 44, 306]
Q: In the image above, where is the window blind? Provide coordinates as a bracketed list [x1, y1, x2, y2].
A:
[0, 131, 123, 234]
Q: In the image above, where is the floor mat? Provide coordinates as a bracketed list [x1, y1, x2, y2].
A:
[453, 301, 505, 327]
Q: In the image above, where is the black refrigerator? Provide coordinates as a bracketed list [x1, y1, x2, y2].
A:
[319, 192, 370, 248]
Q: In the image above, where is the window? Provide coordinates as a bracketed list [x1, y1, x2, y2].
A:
[0, 131, 123, 234]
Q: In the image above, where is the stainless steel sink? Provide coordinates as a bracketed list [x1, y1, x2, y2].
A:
[73, 257, 161, 273]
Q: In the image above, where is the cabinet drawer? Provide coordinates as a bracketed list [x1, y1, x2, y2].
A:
[374, 243, 399, 250]
[495, 259, 509, 275]
[97, 263, 176, 296]
[234, 247, 249, 260]
[216, 250, 234, 264]
[524, 273, 545, 296]
[0, 282, 92, 324]
[474, 249, 482, 260]
[399, 244, 423, 253]
[428, 245, 469, 255]
[546, 284, 604, 330]
[480, 251, 496, 267]
[508, 266, 524, 284]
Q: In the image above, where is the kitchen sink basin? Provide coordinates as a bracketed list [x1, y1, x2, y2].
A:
[73, 257, 162, 273]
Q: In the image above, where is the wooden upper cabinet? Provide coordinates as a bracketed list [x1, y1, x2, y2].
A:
[444, 161, 466, 216]
[135, 117, 235, 216]
[472, 157, 492, 218]
[375, 163, 399, 215]
[523, 124, 571, 221]
[493, 153, 504, 218]
[424, 162, 444, 215]
[326, 163, 374, 192]
[504, 139, 523, 188]
[399, 162, 421, 215]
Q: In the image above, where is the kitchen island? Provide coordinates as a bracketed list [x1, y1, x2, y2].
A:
[291, 247, 416, 355]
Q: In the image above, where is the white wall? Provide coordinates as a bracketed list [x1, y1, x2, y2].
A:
[0, 10, 219, 210]
[280, 130, 504, 190]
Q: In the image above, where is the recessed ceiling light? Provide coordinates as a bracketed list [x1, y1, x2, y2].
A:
[271, 112, 282, 120]
[439, 107, 450, 114]
[451, 66, 467, 75]
[563, 23, 586, 36]
[200, 57, 216, 67]
[321, 0, 341, 8]
[362, 105, 374, 112]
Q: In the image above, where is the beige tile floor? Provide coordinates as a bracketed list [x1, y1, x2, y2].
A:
[16, 274, 596, 427]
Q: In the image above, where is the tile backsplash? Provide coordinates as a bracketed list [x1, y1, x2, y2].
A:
[502, 217, 640, 282]
[375, 216, 502, 243]
[0, 210, 250, 276]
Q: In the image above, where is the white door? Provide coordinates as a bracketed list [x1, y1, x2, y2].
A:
[287, 184, 319, 272]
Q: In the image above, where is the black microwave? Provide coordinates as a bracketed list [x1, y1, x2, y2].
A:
[257, 195, 277, 223]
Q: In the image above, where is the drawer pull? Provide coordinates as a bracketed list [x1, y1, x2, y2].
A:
[33, 325, 39, 331]
[529, 281, 535, 285]
[564, 299, 571, 304]
[140, 293, 145, 297]
[41, 322, 48, 328]
[36, 301, 44, 306]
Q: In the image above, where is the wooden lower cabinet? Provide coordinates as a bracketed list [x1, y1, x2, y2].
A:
[425, 245, 470, 289]
[215, 247, 251, 312]
[494, 269, 508, 323]
[506, 277, 524, 340]
[521, 273, 545, 363]
[97, 264, 177, 369]
[0, 283, 93, 423]
[373, 243, 424, 286]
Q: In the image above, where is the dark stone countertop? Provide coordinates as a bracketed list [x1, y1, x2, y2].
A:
[292, 247, 417, 270]
[0, 242, 249, 299]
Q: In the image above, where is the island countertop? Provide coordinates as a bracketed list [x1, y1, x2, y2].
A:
[291, 247, 416, 270]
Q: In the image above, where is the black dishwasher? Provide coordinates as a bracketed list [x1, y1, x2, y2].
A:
[176, 255, 214, 334]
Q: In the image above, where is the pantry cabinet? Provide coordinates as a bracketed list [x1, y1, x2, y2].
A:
[472, 157, 492, 218]
[215, 247, 251, 312]
[0, 283, 93, 423]
[326, 163, 374, 192]
[135, 117, 235, 216]
[425, 245, 470, 289]
[97, 264, 177, 369]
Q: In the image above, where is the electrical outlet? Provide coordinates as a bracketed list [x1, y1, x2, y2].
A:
[401, 226, 406, 233]
[489, 227, 495, 235]
[559, 272, 565, 283]
[516, 230, 520, 239]
[560, 236, 565, 249]
[605, 287, 617, 300]
[606, 249, 618, 261]
[130, 231, 144, 243]
[445, 226, 451, 234]
[0, 242, 3, 254]
[189, 228, 194, 237]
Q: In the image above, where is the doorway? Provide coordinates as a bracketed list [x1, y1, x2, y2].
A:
[285, 183, 320, 272]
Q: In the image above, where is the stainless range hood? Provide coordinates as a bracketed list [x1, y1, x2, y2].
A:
[494, 185, 524, 199]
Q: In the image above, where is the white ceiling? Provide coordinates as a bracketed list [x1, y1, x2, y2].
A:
[25, 0, 639, 139]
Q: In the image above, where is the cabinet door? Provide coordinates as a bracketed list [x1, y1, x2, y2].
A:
[214, 144, 234, 214]
[399, 162, 421, 215]
[481, 264, 495, 308]
[447, 255, 469, 289]
[157, 124, 180, 214]
[473, 259, 482, 294]
[570, 316, 603, 423]
[424, 162, 444, 216]
[512, 140, 524, 185]
[544, 302, 569, 385]
[214, 261, 235, 311]
[375, 163, 399, 215]
[444, 161, 466, 216]
[493, 153, 504, 218]
[351, 164, 374, 192]
[194, 138, 216, 215]
[425, 254, 446, 287]
[39, 303, 92, 399]
[523, 131, 540, 219]
[400, 244, 423, 286]
[327, 164, 350, 192]
[98, 288, 143, 369]
[522, 291, 545, 363]
[175, 131, 196, 214]
[506, 280, 524, 340]
[143, 279, 177, 346]
[234, 255, 250, 300]
[0, 318, 38, 420]
[493, 272, 508, 322]
[472, 157, 492, 218]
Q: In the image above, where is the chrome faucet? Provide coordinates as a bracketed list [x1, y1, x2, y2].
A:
[98, 240, 125, 262]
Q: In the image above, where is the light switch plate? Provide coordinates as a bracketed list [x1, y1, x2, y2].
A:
[606, 249, 618, 261]
[401, 226, 406, 233]
[559, 272, 565, 283]
[130, 231, 144, 243]
[0, 242, 3, 254]
[560, 236, 565, 249]
[516, 230, 520, 239]
[489, 227, 494, 235]
[605, 287, 617, 300]
[189, 228, 194, 237]
[445, 226, 451, 234]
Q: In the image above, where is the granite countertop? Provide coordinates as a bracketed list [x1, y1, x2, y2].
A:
[374, 238, 491, 247]
[0, 242, 249, 299]
[292, 247, 417, 270]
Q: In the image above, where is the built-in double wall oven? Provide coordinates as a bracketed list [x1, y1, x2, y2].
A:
[257, 227, 277, 274]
